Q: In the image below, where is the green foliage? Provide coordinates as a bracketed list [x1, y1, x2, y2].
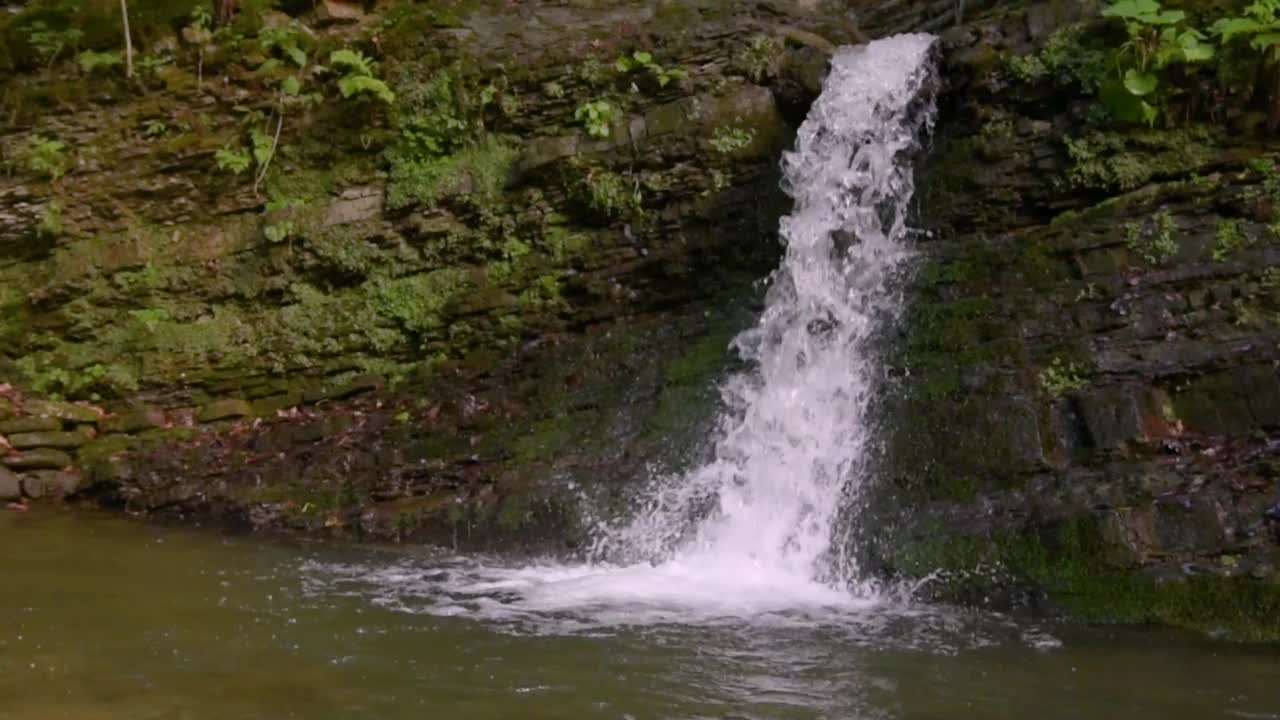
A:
[1062, 128, 1211, 191]
[16, 355, 137, 400]
[1211, 1, 1280, 56]
[387, 136, 517, 210]
[736, 34, 781, 82]
[37, 200, 63, 238]
[1040, 357, 1087, 396]
[1098, 0, 1215, 126]
[1005, 24, 1108, 92]
[23, 19, 82, 67]
[391, 69, 471, 157]
[143, 120, 169, 138]
[214, 145, 252, 175]
[18, 135, 70, 180]
[579, 168, 643, 219]
[575, 99, 618, 138]
[575, 58, 608, 87]
[614, 50, 687, 89]
[331, 49, 395, 104]
[1124, 209, 1179, 264]
[368, 270, 465, 337]
[709, 125, 755, 155]
[1213, 218, 1252, 261]
[76, 48, 122, 74]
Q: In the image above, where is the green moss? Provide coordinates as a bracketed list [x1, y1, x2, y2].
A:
[1213, 218, 1252, 261]
[903, 516, 1280, 642]
[1004, 23, 1107, 92]
[387, 136, 518, 210]
[664, 330, 734, 387]
[1063, 128, 1215, 192]
[1125, 209, 1179, 264]
[367, 270, 466, 336]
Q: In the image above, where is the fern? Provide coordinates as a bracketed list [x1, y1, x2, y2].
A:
[330, 49, 377, 77]
[330, 49, 395, 104]
[338, 75, 395, 103]
[215, 146, 252, 175]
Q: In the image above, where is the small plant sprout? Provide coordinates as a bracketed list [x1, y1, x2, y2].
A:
[1040, 357, 1087, 396]
[575, 100, 618, 138]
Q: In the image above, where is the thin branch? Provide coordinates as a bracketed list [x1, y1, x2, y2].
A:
[252, 112, 283, 197]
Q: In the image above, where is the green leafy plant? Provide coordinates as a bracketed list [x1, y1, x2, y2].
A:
[77, 49, 123, 74]
[575, 99, 618, 138]
[330, 49, 395, 104]
[183, 6, 214, 89]
[143, 120, 169, 137]
[737, 34, 780, 82]
[214, 145, 252, 175]
[1124, 210, 1179, 264]
[1213, 218, 1252, 261]
[23, 20, 83, 68]
[37, 200, 63, 238]
[709, 125, 755, 155]
[1100, 0, 1216, 126]
[259, 24, 308, 69]
[1212, 0, 1280, 126]
[19, 135, 71, 180]
[615, 50, 687, 89]
[1040, 358, 1088, 396]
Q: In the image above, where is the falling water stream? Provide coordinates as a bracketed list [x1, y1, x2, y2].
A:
[5, 36, 1280, 720]
[299, 35, 944, 628]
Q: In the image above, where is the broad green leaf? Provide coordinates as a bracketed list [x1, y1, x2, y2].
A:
[1103, 0, 1161, 19]
[614, 57, 633, 73]
[285, 45, 307, 68]
[1211, 17, 1266, 42]
[1124, 68, 1159, 96]
[1141, 101, 1160, 126]
[1137, 9, 1184, 25]
[633, 51, 653, 65]
[1253, 31, 1280, 48]
[281, 76, 302, 96]
[1100, 76, 1148, 122]
[1179, 31, 1215, 61]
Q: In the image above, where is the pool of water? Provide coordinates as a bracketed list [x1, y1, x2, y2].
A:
[3, 509, 1277, 720]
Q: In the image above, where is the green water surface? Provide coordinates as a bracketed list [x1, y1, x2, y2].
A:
[2, 509, 1277, 720]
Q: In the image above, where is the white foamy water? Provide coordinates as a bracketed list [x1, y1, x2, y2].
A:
[305, 34, 940, 628]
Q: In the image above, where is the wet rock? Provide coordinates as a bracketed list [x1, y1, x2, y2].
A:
[197, 399, 252, 423]
[1079, 387, 1144, 450]
[23, 470, 81, 498]
[1265, 501, 1280, 522]
[100, 409, 167, 434]
[24, 400, 100, 424]
[2, 448, 73, 470]
[316, 0, 363, 24]
[0, 416, 63, 434]
[303, 375, 382, 404]
[0, 467, 21, 501]
[7, 429, 94, 450]
[251, 393, 303, 417]
[324, 187, 384, 226]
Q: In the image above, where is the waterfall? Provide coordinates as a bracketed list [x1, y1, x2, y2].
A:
[598, 34, 940, 589]
[305, 34, 941, 626]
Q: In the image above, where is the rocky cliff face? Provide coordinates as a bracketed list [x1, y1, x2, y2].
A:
[3, 0, 1278, 640]
[865, 0, 1280, 640]
[0, 0, 862, 543]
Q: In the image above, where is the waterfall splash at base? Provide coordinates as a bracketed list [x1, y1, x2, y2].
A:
[306, 33, 940, 629]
